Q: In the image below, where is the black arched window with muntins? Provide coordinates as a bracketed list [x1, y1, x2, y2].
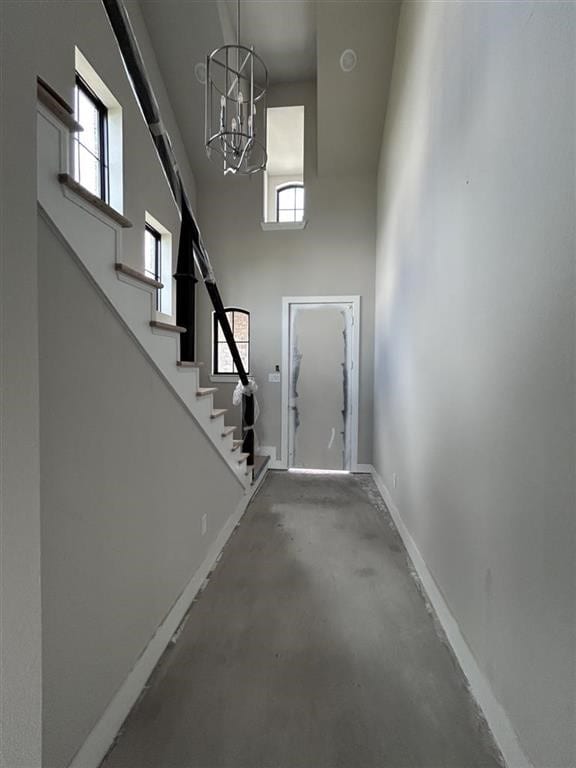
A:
[276, 183, 304, 223]
[213, 308, 250, 374]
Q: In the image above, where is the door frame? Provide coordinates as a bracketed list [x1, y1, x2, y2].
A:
[280, 295, 360, 471]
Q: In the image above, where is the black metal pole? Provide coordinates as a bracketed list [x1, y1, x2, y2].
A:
[205, 282, 249, 386]
[242, 394, 255, 467]
[174, 202, 197, 361]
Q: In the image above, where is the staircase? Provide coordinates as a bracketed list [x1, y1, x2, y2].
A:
[36, 85, 254, 488]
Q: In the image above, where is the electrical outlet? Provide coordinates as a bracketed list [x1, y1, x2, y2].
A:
[201, 514, 207, 536]
[393, 473, 398, 489]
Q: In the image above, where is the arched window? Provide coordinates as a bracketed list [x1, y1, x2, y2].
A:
[213, 308, 250, 375]
[276, 183, 304, 223]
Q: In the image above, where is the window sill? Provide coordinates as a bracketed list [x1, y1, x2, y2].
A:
[153, 310, 175, 325]
[210, 374, 243, 383]
[115, 263, 163, 289]
[58, 174, 132, 228]
[37, 77, 83, 133]
[150, 320, 186, 334]
[260, 220, 307, 232]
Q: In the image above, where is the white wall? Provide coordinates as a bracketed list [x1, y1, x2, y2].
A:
[197, 82, 376, 466]
[38, 216, 243, 768]
[374, 4, 575, 767]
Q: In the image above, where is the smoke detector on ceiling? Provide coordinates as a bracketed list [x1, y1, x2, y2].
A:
[194, 62, 207, 85]
[339, 49, 357, 73]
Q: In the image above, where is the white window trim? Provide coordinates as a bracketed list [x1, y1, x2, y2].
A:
[145, 211, 173, 320]
[75, 47, 123, 213]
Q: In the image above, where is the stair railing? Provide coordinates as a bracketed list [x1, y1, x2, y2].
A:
[101, 0, 255, 468]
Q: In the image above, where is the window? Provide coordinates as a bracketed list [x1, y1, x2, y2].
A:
[144, 224, 161, 310]
[73, 75, 109, 201]
[276, 183, 304, 223]
[145, 213, 173, 316]
[213, 309, 250, 375]
[263, 105, 305, 225]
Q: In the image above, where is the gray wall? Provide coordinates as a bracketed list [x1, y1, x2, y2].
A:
[0, 4, 43, 766]
[38, 216, 243, 768]
[373, 4, 575, 767]
[197, 82, 376, 466]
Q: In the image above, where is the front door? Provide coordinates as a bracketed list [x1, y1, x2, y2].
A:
[287, 300, 355, 470]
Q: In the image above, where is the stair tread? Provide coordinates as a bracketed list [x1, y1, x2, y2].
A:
[221, 426, 236, 437]
[176, 360, 204, 368]
[210, 409, 227, 419]
[197, 387, 218, 397]
[231, 440, 242, 451]
[237, 452, 250, 464]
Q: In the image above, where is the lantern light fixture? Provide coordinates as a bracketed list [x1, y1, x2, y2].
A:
[204, 0, 268, 175]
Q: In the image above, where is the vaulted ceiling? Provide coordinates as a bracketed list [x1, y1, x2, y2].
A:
[137, 0, 400, 184]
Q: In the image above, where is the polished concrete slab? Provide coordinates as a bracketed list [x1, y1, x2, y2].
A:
[102, 471, 503, 768]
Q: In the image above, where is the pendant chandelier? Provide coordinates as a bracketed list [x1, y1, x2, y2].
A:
[205, 0, 268, 175]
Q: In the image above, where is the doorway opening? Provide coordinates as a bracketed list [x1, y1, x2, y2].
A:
[281, 296, 360, 471]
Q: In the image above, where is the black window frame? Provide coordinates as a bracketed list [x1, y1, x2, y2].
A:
[276, 182, 304, 223]
[144, 223, 162, 311]
[213, 308, 250, 376]
[74, 74, 109, 203]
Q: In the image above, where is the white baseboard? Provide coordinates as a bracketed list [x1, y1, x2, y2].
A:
[368, 465, 533, 768]
[69, 487, 256, 768]
[353, 463, 373, 473]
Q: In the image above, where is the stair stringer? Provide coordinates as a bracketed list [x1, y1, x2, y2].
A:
[37, 105, 248, 487]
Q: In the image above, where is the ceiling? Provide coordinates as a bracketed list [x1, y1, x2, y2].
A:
[136, 0, 400, 184]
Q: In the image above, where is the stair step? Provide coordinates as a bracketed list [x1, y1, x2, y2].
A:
[237, 452, 250, 464]
[149, 320, 186, 333]
[196, 387, 217, 398]
[221, 426, 236, 437]
[176, 360, 204, 368]
[210, 409, 227, 420]
[231, 439, 242, 452]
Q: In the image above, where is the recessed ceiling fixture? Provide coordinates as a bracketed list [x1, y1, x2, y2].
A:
[194, 62, 207, 85]
[205, 0, 268, 175]
[340, 48, 358, 73]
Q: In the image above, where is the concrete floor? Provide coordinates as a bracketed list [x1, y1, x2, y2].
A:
[102, 471, 503, 768]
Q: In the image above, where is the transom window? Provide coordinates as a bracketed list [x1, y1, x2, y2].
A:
[213, 308, 250, 375]
[73, 75, 109, 201]
[144, 224, 161, 310]
[276, 183, 304, 223]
